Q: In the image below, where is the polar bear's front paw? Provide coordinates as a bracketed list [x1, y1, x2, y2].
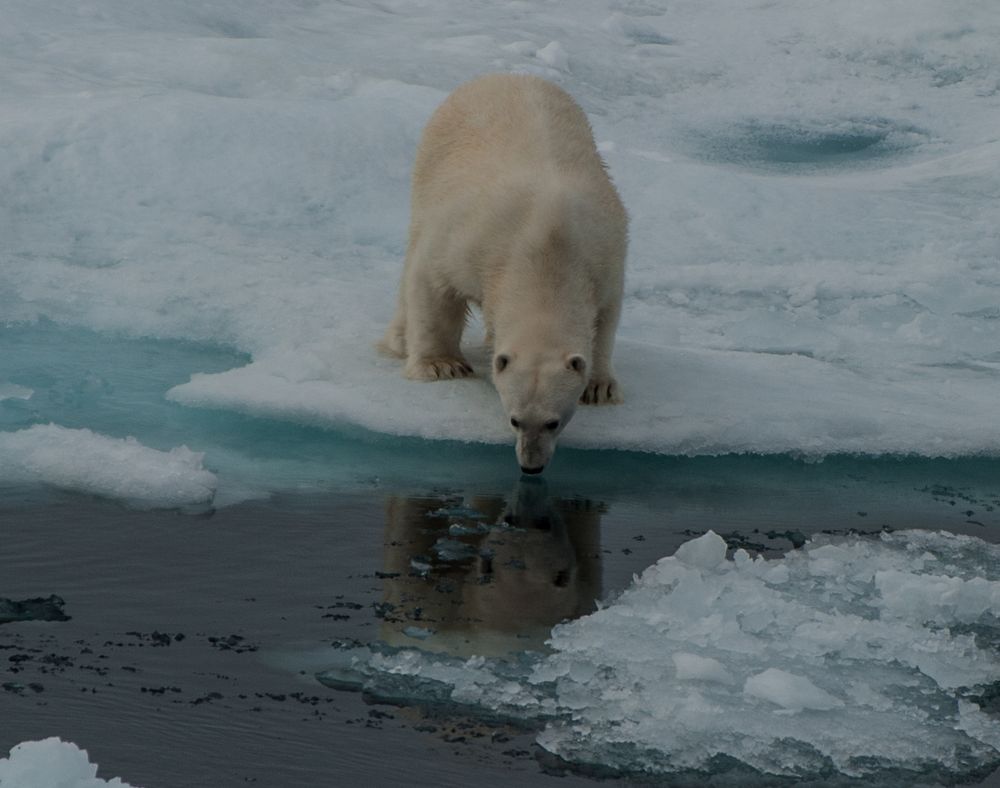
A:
[580, 377, 622, 405]
[405, 357, 475, 381]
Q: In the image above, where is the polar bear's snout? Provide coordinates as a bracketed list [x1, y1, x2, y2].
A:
[510, 412, 570, 475]
[496, 349, 584, 473]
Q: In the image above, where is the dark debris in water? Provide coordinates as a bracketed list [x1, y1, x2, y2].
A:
[2, 625, 345, 726]
[141, 685, 182, 696]
[207, 634, 258, 653]
[117, 630, 185, 647]
[2, 681, 45, 695]
[190, 691, 224, 705]
[679, 527, 893, 557]
[764, 529, 808, 549]
[0, 594, 70, 625]
[682, 529, 776, 555]
[919, 484, 1000, 513]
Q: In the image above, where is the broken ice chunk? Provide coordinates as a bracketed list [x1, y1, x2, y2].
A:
[743, 667, 844, 712]
[672, 529, 727, 569]
[672, 652, 733, 684]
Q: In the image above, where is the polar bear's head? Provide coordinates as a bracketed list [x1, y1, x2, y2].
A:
[492, 349, 588, 473]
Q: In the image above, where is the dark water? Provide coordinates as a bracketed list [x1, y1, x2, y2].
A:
[3, 458, 1000, 788]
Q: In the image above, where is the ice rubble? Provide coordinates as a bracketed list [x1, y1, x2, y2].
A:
[1, 0, 999, 463]
[319, 530, 1000, 779]
[0, 424, 216, 508]
[0, 738, 138, 788]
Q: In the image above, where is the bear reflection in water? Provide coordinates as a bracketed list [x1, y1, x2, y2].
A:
[380, 479, 604, 657]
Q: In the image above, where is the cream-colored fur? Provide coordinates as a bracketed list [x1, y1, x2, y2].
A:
[379, 74, 627, 472]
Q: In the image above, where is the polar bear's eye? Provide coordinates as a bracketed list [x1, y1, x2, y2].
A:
[495, 354, 510, 373]
[510, 417, 521, 429]
[544, 420, 560, 431]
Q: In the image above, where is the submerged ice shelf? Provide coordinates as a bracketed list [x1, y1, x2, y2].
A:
[319, 529, 1000, 782]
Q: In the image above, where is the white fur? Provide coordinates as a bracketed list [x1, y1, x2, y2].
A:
[379, 74, 627, 471]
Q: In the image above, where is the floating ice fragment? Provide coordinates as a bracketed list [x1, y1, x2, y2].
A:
[409, 557, 432, 575]
[0, 424, 216, 509]
[427, 506, 488, 520]
[0, 737, 139, 787]
[430, 538, 480, 562]
[447, 522, 490, 536]
[0, 383, 33, 401]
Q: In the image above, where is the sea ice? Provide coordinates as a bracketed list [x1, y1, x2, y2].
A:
[0, 738, 138, 788]
[1, 0, 999, 470]
[318, 530, 1000, 780]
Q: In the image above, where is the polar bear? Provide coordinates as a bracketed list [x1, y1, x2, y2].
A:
[379, 74, 627, 473]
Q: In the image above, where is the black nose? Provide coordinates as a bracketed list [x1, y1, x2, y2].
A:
[520, 465, 544, 475]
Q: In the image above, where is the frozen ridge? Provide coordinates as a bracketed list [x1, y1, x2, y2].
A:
[318, 530, 1000, 781]
[0, 424, 216, 509]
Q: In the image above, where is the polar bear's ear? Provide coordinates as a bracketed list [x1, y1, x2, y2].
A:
[567, 355, 587, 375]
[494, 354, 510, 373]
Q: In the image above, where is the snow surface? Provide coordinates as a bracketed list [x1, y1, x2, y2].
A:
[318, 530, 1000, 779]
[3, 0, 1000, 470]
[0, 738, 138, 788]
